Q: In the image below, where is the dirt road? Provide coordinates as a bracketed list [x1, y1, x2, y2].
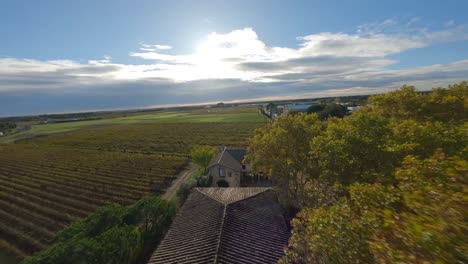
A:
[161, 164, 200, 201]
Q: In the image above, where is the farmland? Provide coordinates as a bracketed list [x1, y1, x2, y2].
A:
[0, 107, 263, 144]
[0, 107, 266, 263]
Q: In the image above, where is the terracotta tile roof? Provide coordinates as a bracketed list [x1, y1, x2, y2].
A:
[148, 190, 223, 264]
[148, 188, 290, 264]
[198, 187, 270, 204]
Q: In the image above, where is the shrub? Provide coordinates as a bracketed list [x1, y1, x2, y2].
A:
[22, 196, 175, 264]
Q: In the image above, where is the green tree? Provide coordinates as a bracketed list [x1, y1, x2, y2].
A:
[317, 103, 348, 120]
[191, 146, 216, 174]
[306, 104, 325, 114]
[246, 113, 324, 208]
[310, 110, 395, 185]
[368, 81, 467, 123]
[370, 152, 467, 263]
[248, 82, 468, 263]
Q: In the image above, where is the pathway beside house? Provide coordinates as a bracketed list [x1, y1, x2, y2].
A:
[161, 163, 200, 201]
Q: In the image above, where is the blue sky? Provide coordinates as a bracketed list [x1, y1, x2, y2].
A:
[1, 0, 467, 116]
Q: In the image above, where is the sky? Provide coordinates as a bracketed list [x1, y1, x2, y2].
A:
[1, 0, 467, 116]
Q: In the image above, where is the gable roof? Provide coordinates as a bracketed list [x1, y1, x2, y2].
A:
[148, 187, 290, 264]
[207, 148, 245, 171]
[225, 148, 246, 163]
[198, 187, 268, 204]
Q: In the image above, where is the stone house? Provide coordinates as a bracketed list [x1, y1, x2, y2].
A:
[207, 147, 251, 187]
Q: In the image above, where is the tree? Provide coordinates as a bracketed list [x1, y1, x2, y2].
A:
[310, 110, 395, 185]
[248, 82, 468, 263]
[190, 146, 216, 174]
[246, 113, 324, 208]
[317, 103, 348, 120]
[281, 183, 399, 264]
[306, 104, 325, 114]
[368, 82, 467, 123]
[370, 152, 467, 263]
[0, 122, 16, 132]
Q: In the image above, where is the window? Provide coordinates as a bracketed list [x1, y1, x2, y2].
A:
[219, 167, 225, 177]
[228, 171, 232, 177]
[242, 165, 246, 170]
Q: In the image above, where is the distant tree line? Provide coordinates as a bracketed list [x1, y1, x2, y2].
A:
[246, 81, 467, 263]
[0, 121, 16, 132]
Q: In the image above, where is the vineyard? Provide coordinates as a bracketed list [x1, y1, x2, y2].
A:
[0, 112, 265, 262]
[17, 122, 262, 155]
[0, 145, 186, 260]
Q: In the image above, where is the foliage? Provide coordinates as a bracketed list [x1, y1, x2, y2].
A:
[246, 113, 324, 207]
[176, 179, 197, 203]
[22, 196, 176, 264]
[196, 174, 213, 187]
[310, 110, 395, 185]
[317, 103, 348, 120]
[281, 183, 399, 264]
[306, 103, 348, 120]
[370, 152, 467, 263]
[368, 81, 467, 123]
[247, 82, 468, 263]
[191, 146, 216, 173]
[0, 122, 16, 132]
[306, 104, 325, 114]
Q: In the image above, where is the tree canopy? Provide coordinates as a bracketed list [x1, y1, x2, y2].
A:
[247, 81, 467, 263]
[22, 196, 176, 264]
[191, 146, 216, 174]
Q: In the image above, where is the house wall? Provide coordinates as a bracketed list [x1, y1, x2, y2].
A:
[208, 164, 240, 187]
[241, 163, 251, 173]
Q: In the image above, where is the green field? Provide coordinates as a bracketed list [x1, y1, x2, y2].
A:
[0, 107, 264, 143]
[0, 106, 266, 262]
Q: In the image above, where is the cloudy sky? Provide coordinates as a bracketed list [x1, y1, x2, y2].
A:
[1, 0, 467, 116]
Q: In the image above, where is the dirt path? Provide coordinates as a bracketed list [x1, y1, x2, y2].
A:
[162, 164, 200, 201]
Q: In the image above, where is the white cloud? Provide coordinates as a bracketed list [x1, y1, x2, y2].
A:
[445, 20, 455, 27]
[125, 21, 468, 83]
[139, 43, 172, 51]
[154, 44, 172, 50]
[1, 18, 467, 115]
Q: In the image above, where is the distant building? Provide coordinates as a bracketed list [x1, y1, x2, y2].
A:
[148, 187, 290, 264]
[207, 147, 251, 187]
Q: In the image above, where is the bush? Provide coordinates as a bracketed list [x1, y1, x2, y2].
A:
[22, 196, 176, 264]
[177, 178, 197, 203]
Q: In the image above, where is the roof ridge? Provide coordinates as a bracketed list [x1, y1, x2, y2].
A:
[217, 147, 226, 164]
[197, 187, 271, 205]
[225, 188, 272, 205]
[194, 188, 225, 205]
[213, 205, 228, 264]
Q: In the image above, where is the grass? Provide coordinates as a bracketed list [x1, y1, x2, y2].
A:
[0, 107, 265, 143]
